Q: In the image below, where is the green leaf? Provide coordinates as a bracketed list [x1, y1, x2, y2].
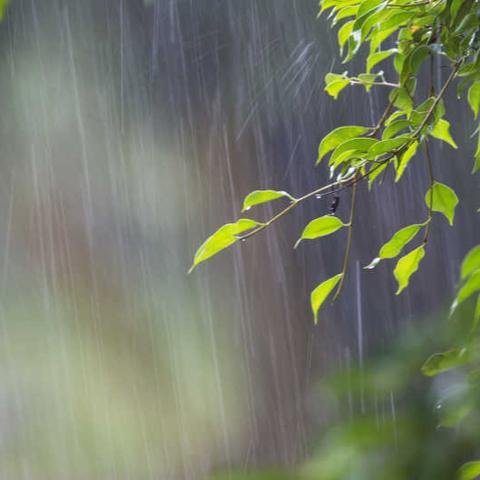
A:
[311, 274, 343, 323]
[366, 135, 409, 159]
[456, 270, 480, 305]
[474, 296, 480, 331]
[329, 137, 378, 165]
[408, 45, 431, 75]
[474, 131, 480, 174]
[450, 0, 465, 25]
[242, 190, 293, 212]
[0, 0, 9, 20]
[367, 161, 388, 190]
[366, 49, 396, 73]
[422, 348, 469, 377]
[338, 21, 354, 54]
[390, 87, 414, 116]
[325, 73, 350, 99]
[189, 219, 261, 273]
[468, 82, 480, 119]
[425, 181, 459, 226]
[317, 126, 371, 164]
[457, 461, 480, 480]
[431, 119, 458, 149]
[383, 119, 411, 140]
[461, 245, 480, 280]
[366, 223, 423, 269]
[357, 73, 378, 92]
[295, 215, 346, 248]
[410, 97, 436, 127]
[394, 245, 425, 294]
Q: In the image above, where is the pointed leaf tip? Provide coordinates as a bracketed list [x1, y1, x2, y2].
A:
[311, 273, 343, 323]
[296, 215, 346, 247]
[394, 245, 425, 295]
[425, 181, 458, 226]
[242, 190, 293, 212]
[189, 218, 261, 272]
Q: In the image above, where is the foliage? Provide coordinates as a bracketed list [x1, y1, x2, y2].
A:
[189, 0, 480, 477]
[190, 0, 479, 326]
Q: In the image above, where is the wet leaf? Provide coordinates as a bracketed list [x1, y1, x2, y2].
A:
[366, 223, 423, 269]
[366, 49, 396, 73]
[317, 126, 371, 164]
[394, 245, 425, 294]
[422, 348, 469, 377]
[457, 461, 480, 480]
[311, 274, 343, 323]
[357, 73, 378, 92]
[366, 135, 409, 159]
[425, 181, 459, 226]
[189, 219, 261, 273]
[431, 119, 457, 149]
[408, 45, 431, 74]
[395, 141, 418, 182]
[329, 137, 377, 165]
[324, 73, 350, 99]
[295, 216, 346, 248]
[468, 82, 480, 119]
[461, 245, 480, 280]
[242, 190, 293, 212]
[456, 270, 480, 305]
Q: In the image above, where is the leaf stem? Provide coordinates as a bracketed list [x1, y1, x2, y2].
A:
[423, 141, 434, 243]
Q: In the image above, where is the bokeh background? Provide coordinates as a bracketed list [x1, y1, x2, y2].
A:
[0, 0, 478, 478]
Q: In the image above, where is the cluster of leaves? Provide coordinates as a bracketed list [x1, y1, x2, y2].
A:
[189, 1, 480, 477]
[190, 0, 479, 326]
[418, 244, 480, 479]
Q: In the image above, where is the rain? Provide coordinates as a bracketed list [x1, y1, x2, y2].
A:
[0, 1, 479, 479]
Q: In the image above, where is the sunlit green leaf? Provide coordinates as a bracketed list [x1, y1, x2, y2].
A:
[383, 119, 411, 140]
[189, 219, 261, 273]
[367, 161, 389, 189]
[311, 273, 343, 323]
[329, 137, 377, 165]
[295, 215, 346, 247]
[468, 82, 480, 119]
[461, 245, 480, 280]
[394, 245, 425, 294]
[338, 21, 354, 53]
[457, 461, 480, 480]
[357, 73, 378, 92]
[474, 131, 480, 174]
[425, 181, 459, 226]
[410, 97, 436, 127]
[390, 87, 414, 116]
[366, 223, 424, 269]
[431, 119, 458, 149]
[456, 270, 480, 305]
[242, 190, 293, 212]
[366, 135, 409, 159]
[317, 126, 371, 164]
[0, 0, 9, 19]
[325, 73, 350, 99]
[422, 348, 469, 377]
[366, 49, 396, 73]
[475, 296, 480, 331]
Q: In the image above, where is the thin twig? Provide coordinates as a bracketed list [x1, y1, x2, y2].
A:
[423, 141, 434, 242]
[332, 173, 359, 302]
